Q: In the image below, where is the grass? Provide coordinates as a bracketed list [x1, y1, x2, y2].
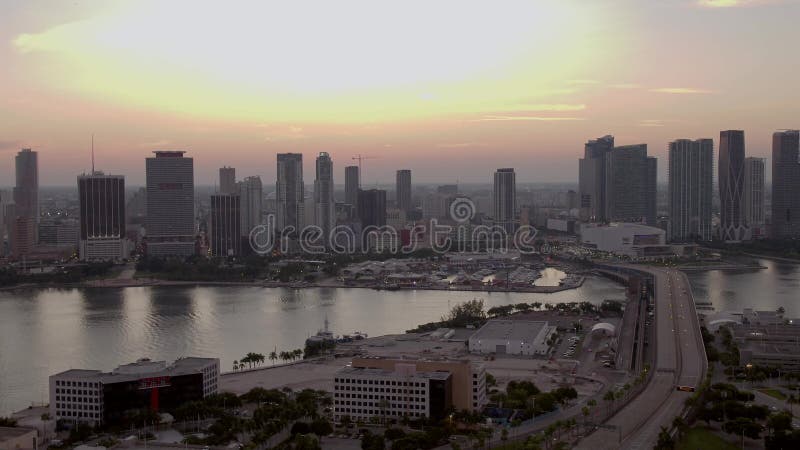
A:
[677, 427, 739, 450]
[758, 388, 787, 400]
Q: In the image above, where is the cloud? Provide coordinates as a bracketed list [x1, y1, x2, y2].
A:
[650, 87, 715, 94]
[512, 103, 587, 112]
[566, 79, 600, 85]
[472, 115, 584, 122]
[610, 83, 641, 89]
[697, 0, 780, 7]
[639, 119, 666, 127]
[436, 142, 490, 149]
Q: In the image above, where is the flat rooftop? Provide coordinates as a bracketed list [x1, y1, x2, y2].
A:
[0, 426, 36, 439]
[337, 366, 451, 381]
[51, 357, 217, 383]
[470, 319, 548, 343]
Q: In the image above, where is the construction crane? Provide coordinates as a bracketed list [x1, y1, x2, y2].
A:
[352, 154, 379, 187]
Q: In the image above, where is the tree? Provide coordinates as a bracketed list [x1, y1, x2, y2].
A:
[269, 351, 278, 365]
[671, 416, 686, 441]
[723, 417, 762, 440]
[310, 418, 333, 437]
[654, 426, 674, 450]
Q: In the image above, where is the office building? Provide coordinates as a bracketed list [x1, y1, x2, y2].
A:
[10, 216, 35, 260]
[345, 165, 360, 211]
[210, 194, 241, 257]
[238, 176, 263, 240]
[78, 173, 128, 260]
[493, 168, 516, 233]
[276, 153, 304, 233]
[219, 166, 236, 194]
[743, 157, 766, 239]
[145, 151, 195, 257]
[39, 219, 80, 249]
[771, 130, 800, 239]
[668, 139, 713, 242]
[49, 357, 219, 426]
[469, 320, 556, 356]
[13, 148, 39, 224]
[579, 135, 614, 222]
[580, 222, 668, 258]
[604, 144, 657, 226]
[396, 169, 412, 212]
[358, 189, 387, 229]
[333, 357, 486, 422]
[314, 152, 335, 241]
[719, 130, 749, 241]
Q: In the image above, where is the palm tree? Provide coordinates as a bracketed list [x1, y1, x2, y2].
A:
[603, 390, 616, 414]
[233, 360, 239, 371]
[294, 349, 304, 360]
[269, 351, 278, 365]
[672, 416, 686, 441]
[787, 394, 798, 416]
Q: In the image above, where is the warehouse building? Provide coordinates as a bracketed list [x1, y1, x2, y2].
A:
[468, 319, 555, 356]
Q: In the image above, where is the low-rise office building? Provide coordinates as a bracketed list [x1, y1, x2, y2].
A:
[49, 357, 219, 426]
[579, 222, 669, 257]
[333, 357, 486, 422]
[0, 427, 37, 450]
[468, 319, 555, 356]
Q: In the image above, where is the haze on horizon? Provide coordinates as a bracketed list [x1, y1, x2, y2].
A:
[1, 0, 799, 186]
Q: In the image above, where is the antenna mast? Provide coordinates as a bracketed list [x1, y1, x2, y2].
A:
[91, 134, 95, 173]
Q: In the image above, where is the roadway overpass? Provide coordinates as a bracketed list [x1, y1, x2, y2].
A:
[576, 266, 707, 450]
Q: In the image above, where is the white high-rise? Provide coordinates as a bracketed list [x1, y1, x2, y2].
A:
[668, 139, 713, 242]
[314, 152, 335, 241]
[238, 176, 263, 238]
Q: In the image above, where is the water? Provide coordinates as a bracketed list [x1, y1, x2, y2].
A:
[0, 278, 624, 415]
[686, 257, 800, 316]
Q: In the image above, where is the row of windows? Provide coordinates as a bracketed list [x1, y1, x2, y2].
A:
[335, 393, 424, 400]
[55, 396, 99, 404]
[56, 380, 101, 388]
[335, 378, 425, 387]
[56, 403, 100, 411]
[334, 399, 425, 407]
[335, 386, 425, 395]
[55, 388, 100, 396]
[334, 407, 425, 417]
[57, 410, 100, 419]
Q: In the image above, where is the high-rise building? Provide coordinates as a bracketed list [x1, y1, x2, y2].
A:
[493, 168, 516, 233]
[276, 153, 304, 233]
[0, 189, 9, 256]
[13, 148, 39, 223]
[314, 152, 335, 241]
[345, 165, 360, 210]
[78, 173, 128, 260]
[219, 167, 236, 194]
[145, 151, 195, 257]
[238, 176, 263, 239]
[578, 135, 614, 222]
[210, 194, 241, 257]
[396, 169, 412, 212]
[771, 130, 800, 239]
[10, 216, 36, 260]
[719, 130, 749, 241]
[358, 189, 387, 228]
[743, 157, 766, 239]
[604, 144, 657, 226]
[668, 139, 713, 242]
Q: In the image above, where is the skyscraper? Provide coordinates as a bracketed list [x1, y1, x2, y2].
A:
[743, 157, 766, 239]
[314, 152, 335, 241]
[345, 165, 360, 210]
[668, 139, 713, 242]
[210, 194, 241, 256]
[578, 135, 614, 222]
[771, 130, 800, 239]
[13, 148, 39, 223]
[145, 151, 195, 257]
[78, 172, 128, 260]
[396, 169, 412, 212]
[276, 153, 304, 233]
[358, 189, 387, 228]
[219, 166, 236, 194]
[493, 168, 516, 233]
[719, 130, 749, 241]
[238, 176, 263, 240]
[604, 144, 657, 225]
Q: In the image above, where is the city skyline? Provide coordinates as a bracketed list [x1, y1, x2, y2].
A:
[2, 1, 800, 185]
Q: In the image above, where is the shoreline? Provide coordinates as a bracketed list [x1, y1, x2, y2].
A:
[0, 275, 586, 294]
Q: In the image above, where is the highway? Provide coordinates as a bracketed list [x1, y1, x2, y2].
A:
[576, 266, 707, 450]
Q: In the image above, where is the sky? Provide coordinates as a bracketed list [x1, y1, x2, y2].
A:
[0, 0, 799, 186]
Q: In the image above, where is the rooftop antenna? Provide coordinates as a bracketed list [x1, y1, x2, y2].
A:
[91, 133, 95, 173]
